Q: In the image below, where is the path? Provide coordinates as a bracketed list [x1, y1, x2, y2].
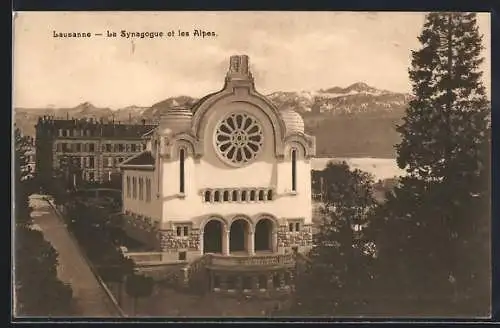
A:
[29, 195, 122, 317]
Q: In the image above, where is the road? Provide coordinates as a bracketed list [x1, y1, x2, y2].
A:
[29, 195, 122, 317]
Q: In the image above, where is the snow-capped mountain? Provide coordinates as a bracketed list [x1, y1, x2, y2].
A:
[14, 83, 410, 158]
[266, 82, 410, 115]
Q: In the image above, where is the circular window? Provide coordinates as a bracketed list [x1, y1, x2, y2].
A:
[214, 112, 264, 166]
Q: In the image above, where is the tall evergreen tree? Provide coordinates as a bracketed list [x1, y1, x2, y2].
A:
[370, 12, 490, 313]
[293, 162, 377, 315]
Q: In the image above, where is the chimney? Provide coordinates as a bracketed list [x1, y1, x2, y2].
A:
[225, 55, 253, 86]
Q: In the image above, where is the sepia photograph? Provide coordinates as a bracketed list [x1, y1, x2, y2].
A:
[12, 11, 491, 319]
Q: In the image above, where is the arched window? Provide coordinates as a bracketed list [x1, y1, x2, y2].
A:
[250, 190, 256, 201]
[291, 149, 297, 192]
[241, 190, 247, 202]
[232, 190, 238, 202]
[179, 148, 185, 194]
[258, 190, 264, 201]
[204, 190, 211, 202]
[214, 190, 220, 202]
[267, 189, 273, 201]
[223, 191, 229, 202]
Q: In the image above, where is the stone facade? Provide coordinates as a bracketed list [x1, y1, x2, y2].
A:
[159, 229, 201, 252]
[277, 224, 313, 248]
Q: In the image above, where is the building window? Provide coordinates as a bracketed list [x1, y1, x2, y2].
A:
[76, 143, 81, 152]
[204, 190, 211, 202]
[178, 251, 187, 261]
[179, 148, 185, 194]
[89, 156, 95, 168]
[106, 144, 112, 152]
[89, 172, 94, 181]
[132, 177, 137, 199]
[292, 149, 297, 192]
[131, 144, 136, 152]
[223, 191, 229, 201]
[232, 190, 238, 202]
[214, 112, 264, 167]
[241, 190, 247, 202]
[139, 178, 144, 201]
[249, 190, 256, 201]
[214, 190, 220, 202]
[258, 190, 264, 201]
[58, 129, 63, 137]
[289, 221, 301, 232]
[176, 225, 190, 237]
[118, 144, 124, 152]
[89, 143, 95, 152]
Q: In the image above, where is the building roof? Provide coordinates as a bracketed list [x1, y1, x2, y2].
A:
[158, 106, 193, 134]
[120, 151, 155, 167]
[36, 118, 157, 139]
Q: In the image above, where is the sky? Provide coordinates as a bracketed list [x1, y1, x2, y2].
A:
[13, 11, 491, 109]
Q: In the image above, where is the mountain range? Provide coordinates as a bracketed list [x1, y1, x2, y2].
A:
[15, 82, 409, 158]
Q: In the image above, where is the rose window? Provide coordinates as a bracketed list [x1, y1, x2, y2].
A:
[214, 112, 264, 166]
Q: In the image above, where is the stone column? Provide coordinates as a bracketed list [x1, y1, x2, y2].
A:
[248, 229, 255, 256]
[272, 230, 278, 253]
[279, 272, 286, 289]
[266, 273, 274, 290]
[288, 270, 295, 291]
[222, 227, 230, 256]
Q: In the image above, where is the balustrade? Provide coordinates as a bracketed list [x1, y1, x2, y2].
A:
[209, 253, 294, 267]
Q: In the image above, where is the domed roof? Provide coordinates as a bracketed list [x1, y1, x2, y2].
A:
[158, 106, 193, 134]
[279, 106, 305, 134]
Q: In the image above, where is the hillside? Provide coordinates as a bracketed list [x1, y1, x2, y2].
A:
[14, 82, 408, 158]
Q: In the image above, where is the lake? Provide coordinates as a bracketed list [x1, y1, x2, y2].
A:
[311, 157, 406, 181]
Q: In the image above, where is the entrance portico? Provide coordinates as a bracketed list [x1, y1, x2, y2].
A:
[201, 216, 278, 256]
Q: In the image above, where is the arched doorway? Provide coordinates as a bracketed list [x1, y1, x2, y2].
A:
[230, 219, 249, 253]
[203, 220, 223, 254]
[255, 218, 273, 252]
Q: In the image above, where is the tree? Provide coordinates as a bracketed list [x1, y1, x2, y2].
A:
[370, 12, 490, 313]
[14, 128, 73, 316]
[293, 162, 377, 315]
[125, 274, 154, 315]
